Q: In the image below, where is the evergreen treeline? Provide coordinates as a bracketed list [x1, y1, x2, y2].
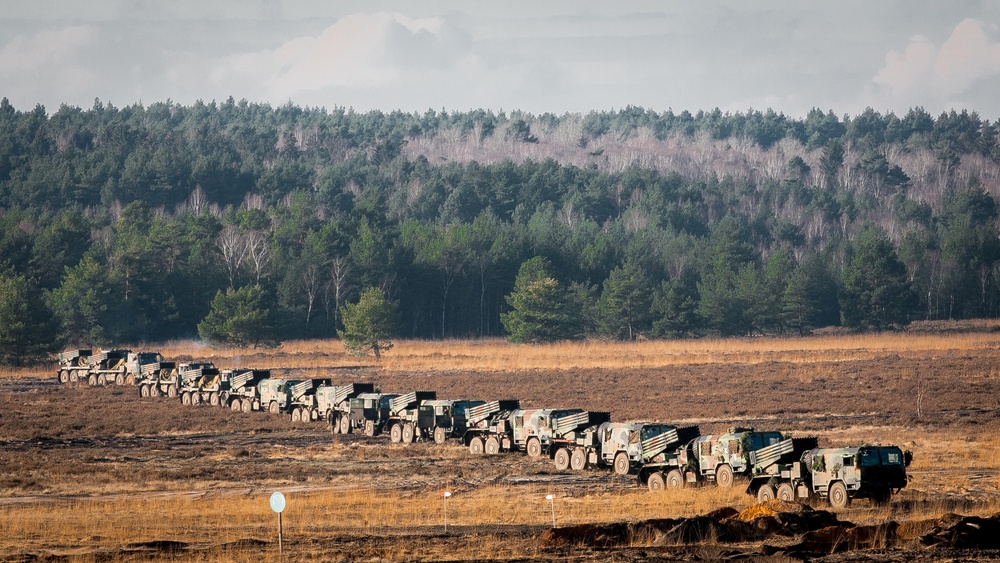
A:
[1, 97, 999, 361]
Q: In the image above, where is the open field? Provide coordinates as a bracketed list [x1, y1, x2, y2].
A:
[3, 325, 1000, 560]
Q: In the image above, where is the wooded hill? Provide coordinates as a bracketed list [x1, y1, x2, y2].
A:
[0, 98, 998, 361]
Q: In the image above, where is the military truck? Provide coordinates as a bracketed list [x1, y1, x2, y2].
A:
[84, 349, 132, 386]
[281, 379, 332, 422]
[559, 422, 700, 480]
[746, 443, 911, 507]
[673, 428, 791, 489]
[176, 362, 222, 406]
[386, 392, 437, 443]
[123, 352, 169, 386]
[416, 399, 512, 444]
[344, 392, 400, 436]
[57, 349, 92, 384]
[222, 369, 271, 412]
[468, 408, 610, 457]
[320, 383, 376, 432]
[137, 360, 181, 398]
[458, 400, 521, 448]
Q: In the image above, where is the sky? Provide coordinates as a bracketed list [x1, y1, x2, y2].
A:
[2, 1, 1000, 119]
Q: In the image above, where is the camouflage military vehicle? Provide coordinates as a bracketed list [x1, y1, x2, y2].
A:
[417, 399, 519, 444]
[746, 444, 911, 508]
[562, 422, 700, 481]
[176, 362, 222, 406]
[674, 427, 790, 489]
[344, 392, 400, 436]
[386, 391, 437, 444]
[84, 349, 132, 386]
[123, 352, 168, 386]
[57, 349, 92, 384]
[137, 359, 180, 398]
[282, 378, 333, 422]
[321, 383, 376, 432]
[222, 369, 271, 412]
[458, 400, 521, 449]
[469, 408, 610, 457]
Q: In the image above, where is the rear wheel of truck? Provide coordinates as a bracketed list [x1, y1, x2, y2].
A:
[209, 392, 219, 407]
[828, 481, 850, 509]
[97, 374, 107, 386]
[526, 437, 542, 458]
[340, 416, 351, 434]
[192, 393, 202, 405]
[230, 399, 241, 411]
[554, 448, 570, 471]
[181, 392, 191, 406]
[666, 469, 684, 490]
[167, 386, 177, 399]
[241, 398, 252, 413]
[434, 427, 447, 444]
[125, 374, 135, 385]
[115, 373, 125, 386]
[485, 436, 501, 455]
[777, 483, 795, 501]
[69, 372, 79, 383]
[88, 374, 97, 386]
[647, 472, 666, 492]
[757, 484, 775, 502]
[139, 384, 149, 398]
[469, 437, 485, 455]
[715, 464, 734, 488]
[390, 423, 402, 443]
[364, 420, 376, 437]
[402, 424, 415, 444]
[570, 448, 588, 471]
[613, 452, 630, 475]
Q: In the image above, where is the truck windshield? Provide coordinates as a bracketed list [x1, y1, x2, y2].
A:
[640, 426, 670, 441]
[859, 449, 881, 467]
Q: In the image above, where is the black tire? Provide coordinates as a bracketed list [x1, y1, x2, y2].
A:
[828, 481, 850, 509]
[402, 424, 415, 444]
[715, 464, 734, 488]
[485, 436, 500, 455]
[390, 424, 402, 443]
[469, 436, 485, 455]
[570, 448, 588, 471]
[647, 472, 666, 492]
[666, 469, 684, 490]
[340, 416, 351, 434]
[757, 484, 776, 502]
[526, 437, 542, 458]
[434, 427, 447, 444]
[777, 483, 795, 501]
[554, 448, 571, 471]
[363, 420, 375, 437]
[613, 452, 630, 476]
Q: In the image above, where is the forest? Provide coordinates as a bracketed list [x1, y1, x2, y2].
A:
[1, 97, 999, 363]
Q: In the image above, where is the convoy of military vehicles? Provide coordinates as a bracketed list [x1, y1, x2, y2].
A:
[57, 347, 913, 508]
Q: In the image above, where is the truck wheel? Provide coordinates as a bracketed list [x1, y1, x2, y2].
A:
[554, 448, 570, 470]
[69, 372, 79, 383]
[613, 452, 630, 475]
[192, 393, 202, 406]
[570, 448, 588, 471]
[291, 408, 301, 422]
[469, 437, 484, 455]
[526, 437, 542, 458]
[139, 384, 149, 398]
[269, 401, 280, 414]
[666, 469, 684, 490]
[241, 398, 252, 413]
[58, 370, 68, 383]
[340, 416, 351, 434]
[230, 399, 241, 411]
[167, 386, 177, 399]
[647, 472, 666, 492]
[828, 481, 850, 509]
[402, 424, 415, 444]
[181, 392, 191, 406]
[125, 374, 135, 386]
[88, 374, 97, 386]
[757, 484, 775, 502]
[115, 373, 125, 386]
[485, 436, 501, 455]
[777, 483, 795, 501]
[434, 427, 447, 444]
[715, 464, 734, 488]
[364, 420, 375, 437]
[97, 374, 107, 386]
[390, 424, 402, 443]
[209, 392, 219, 407]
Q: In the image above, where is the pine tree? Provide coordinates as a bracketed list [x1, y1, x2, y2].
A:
[338, 287, 400, 359]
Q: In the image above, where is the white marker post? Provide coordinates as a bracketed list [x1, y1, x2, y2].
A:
[270, 491, 286, 557]
[545, 494, 556, 527]
[441, 491, 452, 533]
